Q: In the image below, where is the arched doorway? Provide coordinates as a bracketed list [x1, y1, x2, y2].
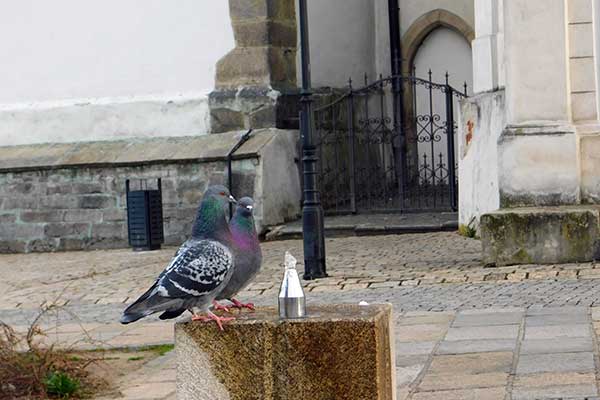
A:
[400, 10, 474, 210]
[312, 8, 474, 214]
[409, 27, 473, 207]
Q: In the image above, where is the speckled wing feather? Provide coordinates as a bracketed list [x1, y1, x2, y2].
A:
[157, 239, 233, 298]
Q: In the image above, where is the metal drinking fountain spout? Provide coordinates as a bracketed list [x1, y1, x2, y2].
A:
[278, 251, 307, 319]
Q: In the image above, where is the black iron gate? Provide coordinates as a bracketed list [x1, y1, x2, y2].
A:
[314, 73, 467, 214]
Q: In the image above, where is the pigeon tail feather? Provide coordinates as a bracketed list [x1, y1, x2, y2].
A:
[120, 283, 182, 324]
[159, 309, 186, 320]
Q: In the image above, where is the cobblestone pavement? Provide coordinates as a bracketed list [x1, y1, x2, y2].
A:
[4, 232, 600, 317]
[5, 231, 600, 399]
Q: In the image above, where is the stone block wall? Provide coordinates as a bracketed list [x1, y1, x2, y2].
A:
[0, 129, 301, 253]
[0, 161, 255, 253]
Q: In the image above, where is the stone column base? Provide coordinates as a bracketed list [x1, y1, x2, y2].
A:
[480, 206, 600, 266]
[175, 304, 395, 400]
[208, 87, 300, 133]
[498, 123, 579, 207]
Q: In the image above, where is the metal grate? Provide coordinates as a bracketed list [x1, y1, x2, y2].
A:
[126, 179, 164, 251]
[314, 72, 466, 215]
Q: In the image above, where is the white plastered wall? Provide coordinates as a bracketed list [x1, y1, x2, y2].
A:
[0, 0, 234, 146]
[303, 0, 474, 87]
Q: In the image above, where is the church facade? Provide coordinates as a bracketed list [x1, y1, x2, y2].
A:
[7, 0, 595, 261]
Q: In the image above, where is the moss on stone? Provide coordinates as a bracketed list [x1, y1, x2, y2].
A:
[481, 207, 600, 266]
[511, 248, 532, 264]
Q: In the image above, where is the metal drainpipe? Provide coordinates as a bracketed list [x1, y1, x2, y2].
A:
[227, 129, 253, 218]
[388, 0, 407, 211]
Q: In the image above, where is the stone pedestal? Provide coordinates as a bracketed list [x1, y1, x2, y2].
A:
[480, 206, 600, 266]
[175, 304, 395, 400]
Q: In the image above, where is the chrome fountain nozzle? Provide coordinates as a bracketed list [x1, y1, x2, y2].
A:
[278, 251, 306, 319]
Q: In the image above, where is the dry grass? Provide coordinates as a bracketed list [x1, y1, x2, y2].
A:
[0, 303, 107, 399]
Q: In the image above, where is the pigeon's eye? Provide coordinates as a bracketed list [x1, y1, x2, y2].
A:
[219, 191, 226, 196]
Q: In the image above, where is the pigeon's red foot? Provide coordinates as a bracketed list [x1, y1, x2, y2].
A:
[211, 300, 231, 313]
[191, 311, 235, 331]
[230, 298, 255, 311]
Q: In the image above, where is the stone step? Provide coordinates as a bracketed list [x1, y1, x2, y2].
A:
[480, 206, 600, 266]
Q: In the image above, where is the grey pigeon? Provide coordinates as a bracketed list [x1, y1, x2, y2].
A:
[120, 185, 237, 330]
[214, 197, 262, 311]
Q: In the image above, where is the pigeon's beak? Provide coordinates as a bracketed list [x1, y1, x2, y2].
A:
[228, 195, 237, 204]
[246, 205, 253, 211]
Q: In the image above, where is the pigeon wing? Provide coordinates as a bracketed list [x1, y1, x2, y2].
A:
[157, 239, 233, 298]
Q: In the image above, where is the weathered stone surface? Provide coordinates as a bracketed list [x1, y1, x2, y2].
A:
[396, 323, 448, 342]
[480, 206, 600, 266]
[445, 325, 519, 341]
[209, 108, 245, 134]
[513, 385, 598, 400]
[20, 210, 65, 223]
[453, 311, 523, 326]
[525, 312, 589, 326]
[215, 47, 295, 89]
[0, 240, 26, 253]
[516, 352, 595, 374]
[513, 371, 595, 387]
[209, 88, 300, 133]
[175, 304, 394, 400]
[0, 130, 276, 171]
[520, 338, 593, 354]
[44, 223, 90, 238]
[232, 20, 296, 48]
[412, 387, 505, 400]
[0, 213, 16, 224]
[436, 339, 517, 355]
[427, 352, 513, 375]
[523, 324, 590, 340]
[419, 372, 508, 391]
[26, 238, 59, 252]
[209, 0, 297, 132]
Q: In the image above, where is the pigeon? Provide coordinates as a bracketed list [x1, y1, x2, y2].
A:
[214, 197, 262, 311]
[120, 185, 237, 330]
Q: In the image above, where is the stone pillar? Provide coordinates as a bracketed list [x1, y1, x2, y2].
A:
[208, 0, 299, 133]
[498, 0, 579, 206]
[572, 0, 600, 202]
[472, 0, 503, 93]
[175, 304, 395, 400]
[568, 0, 599, 123]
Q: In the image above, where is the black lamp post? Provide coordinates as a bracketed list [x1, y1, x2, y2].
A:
[298, 0, 327, 280]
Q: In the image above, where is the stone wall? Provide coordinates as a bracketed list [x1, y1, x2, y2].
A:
[0, 162, 237, 252]
[0, 129, 301, 253]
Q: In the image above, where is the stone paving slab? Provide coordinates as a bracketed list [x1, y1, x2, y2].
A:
[428, 352, 514, 375]
[445, 324, 520, 341]
[516, 352, 595, 374]
[524, 324, 591, 340]
[436, 339, 517, 355]
[411, 387, 506, 400]
[513, 372, 597, 387]
[525, 313, 590, 326]
[511, 384, 599, 400]
[453, 311, 523, 326]
[519, 338, 594, 355]
[418, 372, 508, 391]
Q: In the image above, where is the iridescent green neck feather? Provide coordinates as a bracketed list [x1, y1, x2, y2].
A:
[191, 196, 229, 240]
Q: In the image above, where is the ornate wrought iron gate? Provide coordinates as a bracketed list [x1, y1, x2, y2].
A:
[314, 73, 467, 214]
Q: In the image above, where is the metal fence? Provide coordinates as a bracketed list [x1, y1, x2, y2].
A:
[314, 72, 467, 214]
